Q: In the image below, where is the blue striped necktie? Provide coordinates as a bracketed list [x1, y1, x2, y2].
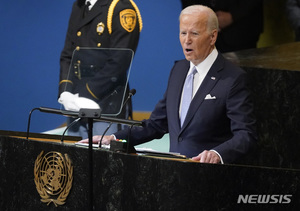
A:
[180, 67, 197, 126]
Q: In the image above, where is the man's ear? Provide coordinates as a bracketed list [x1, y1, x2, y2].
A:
[210, 29, 218, 45]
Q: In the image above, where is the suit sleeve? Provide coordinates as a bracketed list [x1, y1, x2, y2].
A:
[212, 72, 257, 163]
[114, 92, 169, 145]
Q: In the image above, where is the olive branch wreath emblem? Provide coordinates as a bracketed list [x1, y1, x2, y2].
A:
[34, 151, 73, 207]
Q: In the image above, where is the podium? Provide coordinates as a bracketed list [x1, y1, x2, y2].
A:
[1, 130, 299, 210]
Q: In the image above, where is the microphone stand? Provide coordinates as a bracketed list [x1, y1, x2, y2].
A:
[78, 108, 102, 211]
[88, 117, 93, 211]
[61, 117, 81, 143]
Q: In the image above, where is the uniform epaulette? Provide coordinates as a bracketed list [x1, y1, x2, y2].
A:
[129, 0, 143, 31]
[107, 0, 143, 34]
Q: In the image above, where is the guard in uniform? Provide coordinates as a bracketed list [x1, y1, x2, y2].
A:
[58, 0, 142, 138]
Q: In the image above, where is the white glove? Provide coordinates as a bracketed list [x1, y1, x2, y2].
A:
[58, 91, 100, 111]
[74, 97, 100, 109]
[58, 91, 80, 111]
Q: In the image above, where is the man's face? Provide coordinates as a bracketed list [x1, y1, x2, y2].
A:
[179, 13, 217, 65]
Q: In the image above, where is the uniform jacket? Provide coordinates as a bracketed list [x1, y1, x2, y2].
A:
[115, 53, 257, 163]
[59, 0, 142, 115]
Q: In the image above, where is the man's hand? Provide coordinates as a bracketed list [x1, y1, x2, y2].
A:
[191, 150, 221, 164]
[77, 135, 115, 145]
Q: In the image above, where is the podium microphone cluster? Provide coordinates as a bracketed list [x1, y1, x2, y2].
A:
[26, 89, 141, 140]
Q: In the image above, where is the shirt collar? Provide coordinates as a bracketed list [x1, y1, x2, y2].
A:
[86, 0, 97, 10]
[189, 48, 218, 75]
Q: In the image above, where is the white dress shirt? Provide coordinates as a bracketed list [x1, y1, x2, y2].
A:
[179, 48, 218, 116]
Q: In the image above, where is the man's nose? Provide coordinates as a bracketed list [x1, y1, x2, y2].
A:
[184, 33, 192, 43]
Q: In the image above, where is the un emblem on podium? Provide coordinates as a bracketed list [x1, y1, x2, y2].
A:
[34, 151, 73, 206]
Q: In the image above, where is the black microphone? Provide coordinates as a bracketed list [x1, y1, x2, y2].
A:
[61, 117, 81, 143]
[121, 88, 136, 112]
[129, 88, 136, 96]
[94, 88, 139, 125]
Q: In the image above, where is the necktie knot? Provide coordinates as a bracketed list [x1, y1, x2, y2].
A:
[190, 67, 197, 78]
[83, 1, 91, 18]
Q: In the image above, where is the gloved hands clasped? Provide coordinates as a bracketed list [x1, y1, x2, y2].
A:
[58, 91, 100, 111]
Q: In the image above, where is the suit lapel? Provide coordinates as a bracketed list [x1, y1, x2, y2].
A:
[168, 60, 190, 131]
[180, 53, 224, 131]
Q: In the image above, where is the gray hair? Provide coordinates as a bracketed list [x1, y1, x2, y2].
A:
[179, 5, 219, 32]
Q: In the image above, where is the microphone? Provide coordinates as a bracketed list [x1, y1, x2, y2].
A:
[61, 117, 81, 142]
[98, 88, 137, 148]
[120, 88, 136, 112]
[129, 88, 136, 96]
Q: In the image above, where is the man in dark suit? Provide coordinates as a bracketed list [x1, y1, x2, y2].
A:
[58, 0, 142, 138]
[79, 5, 257, 164]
